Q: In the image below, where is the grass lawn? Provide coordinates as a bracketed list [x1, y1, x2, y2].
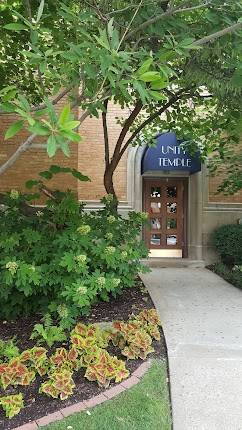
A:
[44, 360, 172, 430]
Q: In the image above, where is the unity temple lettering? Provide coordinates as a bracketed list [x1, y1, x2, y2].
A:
[141, 133, 201, 174]
[158, 144, 192, 168]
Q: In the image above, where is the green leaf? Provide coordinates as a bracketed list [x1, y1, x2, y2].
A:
[49, 165, 62, 174]
[4, 120, 24, 140]
[179, 37, 195, 46]
[18, 94, 30, 112]
[30, 30, 38, 44]
[94, 30, 110, 50]
[25, 179, 40, 189]
[56, 135, 70, 157]
[108, 18, 114, 39]
[3, 89, 17, 102]
[4, 23, 28, 31]
[36, 0, 45, 23]
[58, 104, 71, 126]
[61, 130, 81, 142]
[150, 79, 168, 90]
[133, 81, 148, 104]
[28, 122, 50, 136]
[148, 90, 166, 101]
[137, 58, 153, 76]
[44, 97, 58, 123]
[139, 71, 160, 82]
[62, 120, 80, 130]
[39, 170, 53, 180]
[71, 170, 90, 182]
[47, 135, 57, 157]
[0, 102, 16, 113]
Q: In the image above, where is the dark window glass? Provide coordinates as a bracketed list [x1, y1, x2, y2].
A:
[167, 218, 177, 229]
[151, 187, 161, 198]
[167, 186, 177, 198]
[167, 202, 177, 214]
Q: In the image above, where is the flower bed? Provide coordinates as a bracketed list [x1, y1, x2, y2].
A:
[0, 281, 166, 430]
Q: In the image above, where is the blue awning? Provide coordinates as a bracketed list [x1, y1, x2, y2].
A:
[141, 132, 201, 175]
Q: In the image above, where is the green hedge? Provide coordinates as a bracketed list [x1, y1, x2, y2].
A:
[213, 224, 242, 265]
[213, 262, 242, 290]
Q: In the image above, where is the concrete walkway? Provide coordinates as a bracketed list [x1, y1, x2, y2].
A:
[141, 268, 242, 430]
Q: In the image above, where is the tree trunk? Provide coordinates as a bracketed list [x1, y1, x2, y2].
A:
[104, 165, 116, 197]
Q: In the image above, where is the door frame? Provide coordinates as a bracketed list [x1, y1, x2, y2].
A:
[142, 176, 188, 258]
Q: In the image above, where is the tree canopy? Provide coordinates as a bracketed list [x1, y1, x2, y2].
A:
[0, 0, 242, 195]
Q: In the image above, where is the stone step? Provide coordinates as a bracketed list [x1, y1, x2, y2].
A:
[141, 258, 205, 268]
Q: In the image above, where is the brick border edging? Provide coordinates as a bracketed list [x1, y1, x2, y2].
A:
[13, 360, 152, 430]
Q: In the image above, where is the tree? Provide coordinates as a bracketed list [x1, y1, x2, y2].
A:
[1, 0, 242, 201]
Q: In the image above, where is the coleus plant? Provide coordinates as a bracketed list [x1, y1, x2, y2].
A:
[20, 346, 49, 376]
[134, 309, 161, 342]
[0, 358, 35, 389]
[50, 347, 80, 371]
[71, 323, 110, 352]
[85, 349, 129, 388]
[39, 368, 75, 400]
[111, 309, 161, 359]
[0, 393, 24, 419]
[134, 309, 161, 327]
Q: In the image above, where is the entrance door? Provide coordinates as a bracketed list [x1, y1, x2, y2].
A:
[143, 178, 187, 257]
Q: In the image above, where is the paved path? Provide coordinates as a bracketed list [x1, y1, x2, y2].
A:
[141, 268, 242, 430]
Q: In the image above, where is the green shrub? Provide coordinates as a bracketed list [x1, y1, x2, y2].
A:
[0, 174, 149, 321]
[213, 262, 242, 290]
[213, 224, 242, 265]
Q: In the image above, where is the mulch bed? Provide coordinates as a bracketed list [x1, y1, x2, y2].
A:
[0, 278, 167, 430]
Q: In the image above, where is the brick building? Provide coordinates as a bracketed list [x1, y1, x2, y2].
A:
[0, 100, 242, 263]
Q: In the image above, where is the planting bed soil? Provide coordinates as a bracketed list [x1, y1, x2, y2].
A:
[0, 278, 167, 430]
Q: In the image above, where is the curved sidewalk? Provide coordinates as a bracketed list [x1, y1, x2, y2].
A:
[141, 268, 242, 430]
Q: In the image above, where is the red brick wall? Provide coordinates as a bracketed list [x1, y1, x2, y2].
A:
[208, 143, 242, 203]
[0, 99, 79, 203]
[1, 98, 242, 205]
[78, 102, 129, 201]
[0, 100, 130, 203]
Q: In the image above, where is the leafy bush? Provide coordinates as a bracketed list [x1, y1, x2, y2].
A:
[0, 168, 149, 321]
[213, 224, 242, 265]
[212, 262, 242, 290]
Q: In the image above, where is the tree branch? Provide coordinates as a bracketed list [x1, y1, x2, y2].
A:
[33, 87, 73, 112]
[118, 0, 144, 48]
[0, 134, 36, 176]
[102, 99, 110, 167]
[107, 2, 160, 15]
[0, 86, 75, 116]
[118, 89, 188, 161]
[193, 21, 242, 46]
[24, 0, 32, 21]
[111, 100, 143, 164]
[83, 0, 108, 22]
[125, 0, 210, 40]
